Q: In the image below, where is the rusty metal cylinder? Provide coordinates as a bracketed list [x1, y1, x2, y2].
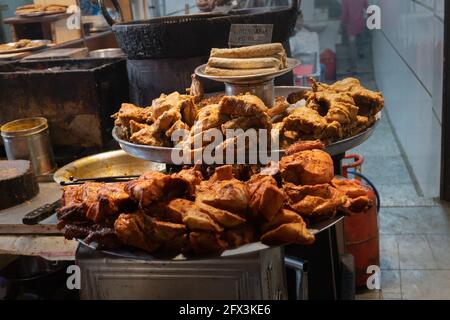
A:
[1, 117, 56, 175]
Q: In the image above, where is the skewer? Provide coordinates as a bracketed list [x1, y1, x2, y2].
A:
[61, 175, 140, 186]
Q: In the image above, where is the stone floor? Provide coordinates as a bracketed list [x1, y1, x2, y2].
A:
[335, 39, 450, 300]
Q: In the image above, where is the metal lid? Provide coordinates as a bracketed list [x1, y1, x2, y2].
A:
[1, 117, 48, 138]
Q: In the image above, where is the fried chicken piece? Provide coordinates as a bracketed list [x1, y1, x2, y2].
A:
[280, 149, 334, 185]
[224, 224, 255, 247]
[312, 92, 358, 125]
[208, 165, 234, 182]
[125, 172, 187, 208]
[191, 104, 228, 133]
[173, 166, 204, 197]
[166, 120, 190, 143]
[261, 222, 315, 245]
[221, 113, 271, 133]
[112, 103, 153, 132]
[114, 213, 160, 253]
[164, 198, 196, 222]
[284, 140, 325, 155]
[183, 205, 224, 232]
[219, 94, 268, 117]
[268, 96, 290, 122]
[189, 232, 228, 255]
[284, 183, 347, 218]
[196, 178, 250, 216]
[311, 78, 384, 116]
[282, 107, 327, 137]
[331, 178, 373, 214]
[129, 123, 166, 146]
[85, 182, 132, 223]
[287, 89, 315, 104]
[194, 202, 246, 228]
[152, 92, 198, 126]
[115, 213, 187, 253]
[186, 74, 204, 102]
[197, 94, 225, 109]
[247, 174, 285, 221]
[260, 209, 302, 233]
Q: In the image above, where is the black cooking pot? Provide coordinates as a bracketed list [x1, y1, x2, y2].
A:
[99, 0, 301, 59]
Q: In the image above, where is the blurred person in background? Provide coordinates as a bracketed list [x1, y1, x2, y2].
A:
[341, 0, 368, 73]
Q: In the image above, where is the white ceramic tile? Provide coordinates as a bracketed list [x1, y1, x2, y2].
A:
[397, 235, 437, 269]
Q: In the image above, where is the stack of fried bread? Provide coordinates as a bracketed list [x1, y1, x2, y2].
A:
[57, 141, 373, 256]
[205, 43, 288, 77]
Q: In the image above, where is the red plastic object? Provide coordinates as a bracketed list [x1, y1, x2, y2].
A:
[320, 49, 336, 81]
[342, 154, 364, 179]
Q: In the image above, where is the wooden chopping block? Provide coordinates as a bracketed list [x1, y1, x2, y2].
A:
[0, 160, 39, 210]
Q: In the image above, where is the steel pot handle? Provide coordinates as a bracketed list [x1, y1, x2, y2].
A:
[98, 0, 123, 26]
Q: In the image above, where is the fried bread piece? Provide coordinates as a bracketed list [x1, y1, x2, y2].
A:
[261, 222, 315, 245]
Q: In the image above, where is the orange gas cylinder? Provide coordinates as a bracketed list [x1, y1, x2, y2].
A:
[342, 155, 380, 288]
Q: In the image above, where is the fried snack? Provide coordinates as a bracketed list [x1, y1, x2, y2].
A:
[85, 182, 131, 224]
[208, 57, 282, 69]
[281, 107, 327, 137]
[284, 183, 347, 218]
[191, 104, 229, 133]
[189, 232, 228, 255]
[261, 209, 302, 233]
[284, 140, 325, 155]
[210, 43, 285, 59]
[219, 94, 268, 117]
[183, 206, 224, 232]
[112, 103, 153, 135]
[173, 166, 204, 197]
[261, 222, 315, 245]
[115, 213, 186, 253]
[331, 178, 373, 214]
[205, 66, 279, 77]
[196, 178, 250, 216]
[247, 174, 285, 221]
[151, 92, 197, 126]
[224, 224, 255, 247]
[195, 202, 246, 228]
[268, 96, 290, 120]
[280, 149, 334, 185]
[311, 78, 384, 116]
[221, 113, 271, 133]
[125, 171, 187, 208]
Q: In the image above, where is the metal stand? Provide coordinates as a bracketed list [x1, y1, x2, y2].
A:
[77, 244, 287, 300]
[225, 79, 275, 107]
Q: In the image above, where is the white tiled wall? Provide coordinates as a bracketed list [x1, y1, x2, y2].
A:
[373, 0, 444, 197]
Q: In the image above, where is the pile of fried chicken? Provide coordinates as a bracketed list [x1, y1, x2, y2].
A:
[112, 77, 384, 151]
[56, 141, 373, 256]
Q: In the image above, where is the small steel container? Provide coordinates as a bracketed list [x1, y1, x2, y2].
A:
[1, 117, 56, 175]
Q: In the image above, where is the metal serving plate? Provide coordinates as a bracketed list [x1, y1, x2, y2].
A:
[53, 150, 165, 183]
[0, 40, 50, 55]
[78, 216, 343, 261]
[195, 58, 300, 84]
[113, 86, 381, 163]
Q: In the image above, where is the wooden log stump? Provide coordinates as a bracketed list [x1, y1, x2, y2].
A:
[0, 160, 39, 210]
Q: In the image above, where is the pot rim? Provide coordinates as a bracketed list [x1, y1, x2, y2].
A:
[1, 117, 48, 138]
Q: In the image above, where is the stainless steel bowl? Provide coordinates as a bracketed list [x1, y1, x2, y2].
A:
[89, 48, 125, 58]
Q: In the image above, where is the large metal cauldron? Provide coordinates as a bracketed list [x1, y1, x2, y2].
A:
[98, 0, 300, 105]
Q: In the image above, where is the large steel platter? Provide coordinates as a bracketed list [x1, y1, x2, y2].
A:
[113, 86, 381, 164]
[79, 216, 343, 261]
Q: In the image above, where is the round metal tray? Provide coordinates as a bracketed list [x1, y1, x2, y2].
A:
[53, 150, 165, 183]
[78, 216, 343, 261]
[0, 40, 50, 55]
[113, 85, 381, 164]
[195, 58, 300, 84]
